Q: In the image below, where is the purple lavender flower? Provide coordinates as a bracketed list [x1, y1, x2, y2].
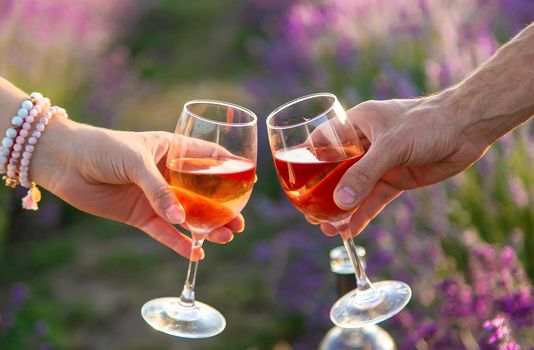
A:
[501, 0, 534, 34]
[0, 283, 29, 330]
[438, 276, 474, 318]
[242, 1, 534, 348]
[250, 241, 275, 263]
[481, 316, 521, 350]
[0, 0, 141, 128]
[508, 176, 529, 208]
[33, 320, 49, 337]
[497, 289, 534, 328]
[9, 282, 28, 304]
[37, 343, 54, 350]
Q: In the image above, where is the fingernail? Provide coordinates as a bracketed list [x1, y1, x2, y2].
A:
[165, 204, 185, 224]
[335, 186, 357, 206]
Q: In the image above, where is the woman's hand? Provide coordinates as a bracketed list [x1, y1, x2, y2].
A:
[321, 95, 490, 237]
[30, 117, 244, 260]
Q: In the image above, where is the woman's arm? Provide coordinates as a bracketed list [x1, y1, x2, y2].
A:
[0, 77, 242, 259]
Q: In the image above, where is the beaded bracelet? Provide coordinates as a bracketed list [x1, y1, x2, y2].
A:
[5, 96, 50, 187]
[0, 94, 37, 174]
[20, 105, 68, 186]
[2, 92, 68, 210]
[18, 102, 56, 188]
[20, 105, 67, 210]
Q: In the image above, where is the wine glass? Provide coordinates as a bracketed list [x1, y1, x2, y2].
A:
[141, 100, 257, 338]
[319, 246, 397, 349]
[266, 93, 411, 328]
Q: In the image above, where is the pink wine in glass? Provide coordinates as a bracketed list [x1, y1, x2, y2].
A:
[267, 92, 411, 329]
[167, 157, 256, 233]
[274, 144, 363, 223]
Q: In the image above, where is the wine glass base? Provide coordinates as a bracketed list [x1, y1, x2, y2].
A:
[330, 280, 411, 328]
[141, 297, 226, 338]
[319, 324, 396, 350]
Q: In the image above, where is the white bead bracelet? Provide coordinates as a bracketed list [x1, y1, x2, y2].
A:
[5, 96, 50, 186]
[2, 92, 69, 210]
[0, 94, 41, 175]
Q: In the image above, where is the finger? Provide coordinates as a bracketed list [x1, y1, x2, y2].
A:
[305, 101, 376, 150]
[206, 227, 234, 244]
[305, 214, 321, 225]
[166, 133, 234, 159]
[177, 222, 235, 244]
[224, 214, 245, 233]
[136, 161, 185, 225]
[334, 139, 397, 210]
[179, 217, 240, 239]
[140, 216, 204, 260]
[320, 222, 338, 236]
[349, 180, 402, 235]
[307, 116, 369, 152]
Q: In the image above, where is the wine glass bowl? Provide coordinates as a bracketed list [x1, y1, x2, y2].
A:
[169, 101, 257, 234]
[141, 100, 257, 338]
[267, 93, 411, 328]
[267, 93, 365, 225]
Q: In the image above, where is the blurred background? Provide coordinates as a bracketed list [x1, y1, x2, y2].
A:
[1, 0, 534, 349]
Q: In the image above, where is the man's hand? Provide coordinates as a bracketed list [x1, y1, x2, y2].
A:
[321, 96, 488, 236]
[323, 21, 534, 237]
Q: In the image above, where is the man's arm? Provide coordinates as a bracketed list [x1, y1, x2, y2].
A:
[323, 22, 534, 236]
[444, 22, 534, 151]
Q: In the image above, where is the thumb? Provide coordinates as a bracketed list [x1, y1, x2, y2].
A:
[334, 141, 396, 210]
[137, 161, 185, 224]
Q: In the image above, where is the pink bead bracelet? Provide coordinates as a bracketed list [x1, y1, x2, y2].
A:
[20, 104, 68, 210]
[1, 92, 69, 210]
[0, 94, 40, 175]
[5, 96, 50, 187]
[19, 106, 67, 189]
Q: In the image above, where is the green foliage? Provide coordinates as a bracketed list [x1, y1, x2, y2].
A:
[90, 250, 162, 281]
[64, 299, 103, 327]
[447, 133, 534, 279]
[1, 0, 533, 349]
[125, 0, 253, 82]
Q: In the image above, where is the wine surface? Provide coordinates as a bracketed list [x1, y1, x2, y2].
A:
[274, 145, 363, 223]
[167, 157, 255, 233]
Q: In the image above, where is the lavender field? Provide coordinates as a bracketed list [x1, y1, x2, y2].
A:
[1, 1, 533, 349]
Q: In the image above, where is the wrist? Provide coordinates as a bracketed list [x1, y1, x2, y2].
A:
[29, 116, 82, 189]
[406, 91, 466, 149]
[431, 85, 495, 153]
[438, 82, 533, 154]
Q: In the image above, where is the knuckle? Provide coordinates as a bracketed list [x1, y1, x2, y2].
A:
[382, 131, 411, 166]
[139, 131, 173, 155]
[151, 182, 173, 203]
[151, 131, 173, 144]
[130, 157, 150, 181]
[357, 100, 380, 112]
[343, 166, 372, 195]
[347, 100, 379, 121]
[348, 165, 373, 185]
[370, 134, 404, 167]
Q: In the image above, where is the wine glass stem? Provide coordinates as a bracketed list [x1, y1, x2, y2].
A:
[179, 237, 205, 307]
[342, 234, 372, 291]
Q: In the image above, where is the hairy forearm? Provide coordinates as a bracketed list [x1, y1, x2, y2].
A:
[442, 22, 534, 149]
